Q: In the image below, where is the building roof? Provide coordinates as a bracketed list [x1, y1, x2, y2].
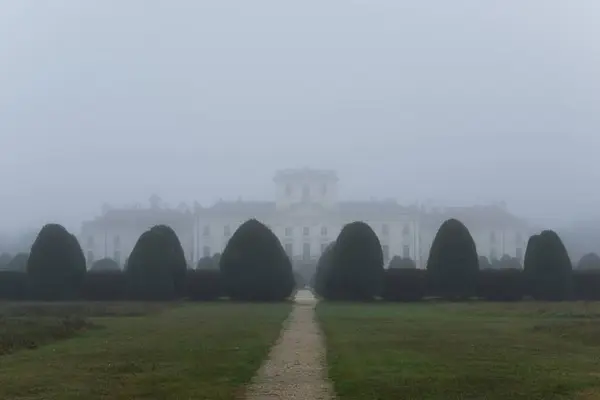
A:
[273, 168, 338, 183]
[338, 201, 417, 220]
[422, 205, 529, 231]
[198, 200, 276, 219]
[81, 207, 192, 231]
[82, 200, 529, 232]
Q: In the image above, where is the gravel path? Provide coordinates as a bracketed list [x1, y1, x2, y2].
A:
[244, 289, 334, 400]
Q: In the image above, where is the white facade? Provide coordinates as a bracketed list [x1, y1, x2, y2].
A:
[80, 201, 195, 268]
[79, 168, 531, 269]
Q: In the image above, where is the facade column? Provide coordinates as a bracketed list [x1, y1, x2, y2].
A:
[413, 219, 419, 267]
[194, 214, 199, 263]
[189, 220, 195, 266]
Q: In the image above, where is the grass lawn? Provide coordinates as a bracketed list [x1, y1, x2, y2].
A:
[0, 301, 291, 400]
[317, 301, 600, 400]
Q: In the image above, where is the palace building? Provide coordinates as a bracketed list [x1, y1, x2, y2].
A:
[79, 168, 531, 269]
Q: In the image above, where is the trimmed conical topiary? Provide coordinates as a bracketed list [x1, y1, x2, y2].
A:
[220, 219, 294, 301]
[27, 224, 86, 300]
[314, 242, 336, 298]
[149, 224, 187, 297]
[126, 228, 177, 300]
[427, 218, 479, 300]
[327, 221, 384, 301]
[524, 230, 572, 300]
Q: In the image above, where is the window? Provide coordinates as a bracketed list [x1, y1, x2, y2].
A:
[203, 225, 210, 236]
[286, 184, 292, 196]
[285, 227, 293, 237]
[382, 224, 389, 236]
[87, 251, 94, 265]
[303, 227, 310, 236]
[302, 185, 310, 201]
[87, 236, 94, 248]
[321, 243, 328, 253]
[321, 183, 327, 195]
[113, 235, 120, 249]
[224, 225, 231, 236]
[321, 226, 328, 236]
[490, 231, 497, 244]
[113, 250, 121, 266]
[402, 225, 410, 236]
[203, 246, 211, 257]
[516, 247, 523, 262]
[303, 243, 311, 260]
[382, 245, 389, 263]
[403, 245, 410, 259]
[285, 243, 293, 257]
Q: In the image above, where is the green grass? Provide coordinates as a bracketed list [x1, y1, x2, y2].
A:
[0, 302, 173, 356]
[0, 301, 291, 400]
[317, 301, 600, 400]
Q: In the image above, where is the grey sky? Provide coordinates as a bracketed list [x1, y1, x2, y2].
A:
[1, 0, 599, 233]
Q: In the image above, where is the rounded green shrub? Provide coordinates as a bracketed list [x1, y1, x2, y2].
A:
[493, 254, 522, 270]
[149, 225, 187, 296]
[126, 229, 177, 300]
[90, 257, 120, 272]
[27, 224, 86, 300]
[426, 218, 479, 300]
[524, 230, 572, 301]
[314, 242, 335, 298]
[220, 219, 294, 301]
[577, 253, 600, 270]
[327, 221, 384, 301]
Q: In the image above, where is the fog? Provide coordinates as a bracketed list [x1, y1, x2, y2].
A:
[0, 0, 599, 234]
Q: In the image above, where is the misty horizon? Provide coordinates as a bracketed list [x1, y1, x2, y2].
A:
[1, 1, 599, 234]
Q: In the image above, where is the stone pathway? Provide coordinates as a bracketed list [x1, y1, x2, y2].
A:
[244, 289, 334, 400]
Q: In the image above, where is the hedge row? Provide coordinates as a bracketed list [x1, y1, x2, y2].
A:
[4, 267, 600, 302]
[0, 269, 222, 301]
[381, 268, 600, 302]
